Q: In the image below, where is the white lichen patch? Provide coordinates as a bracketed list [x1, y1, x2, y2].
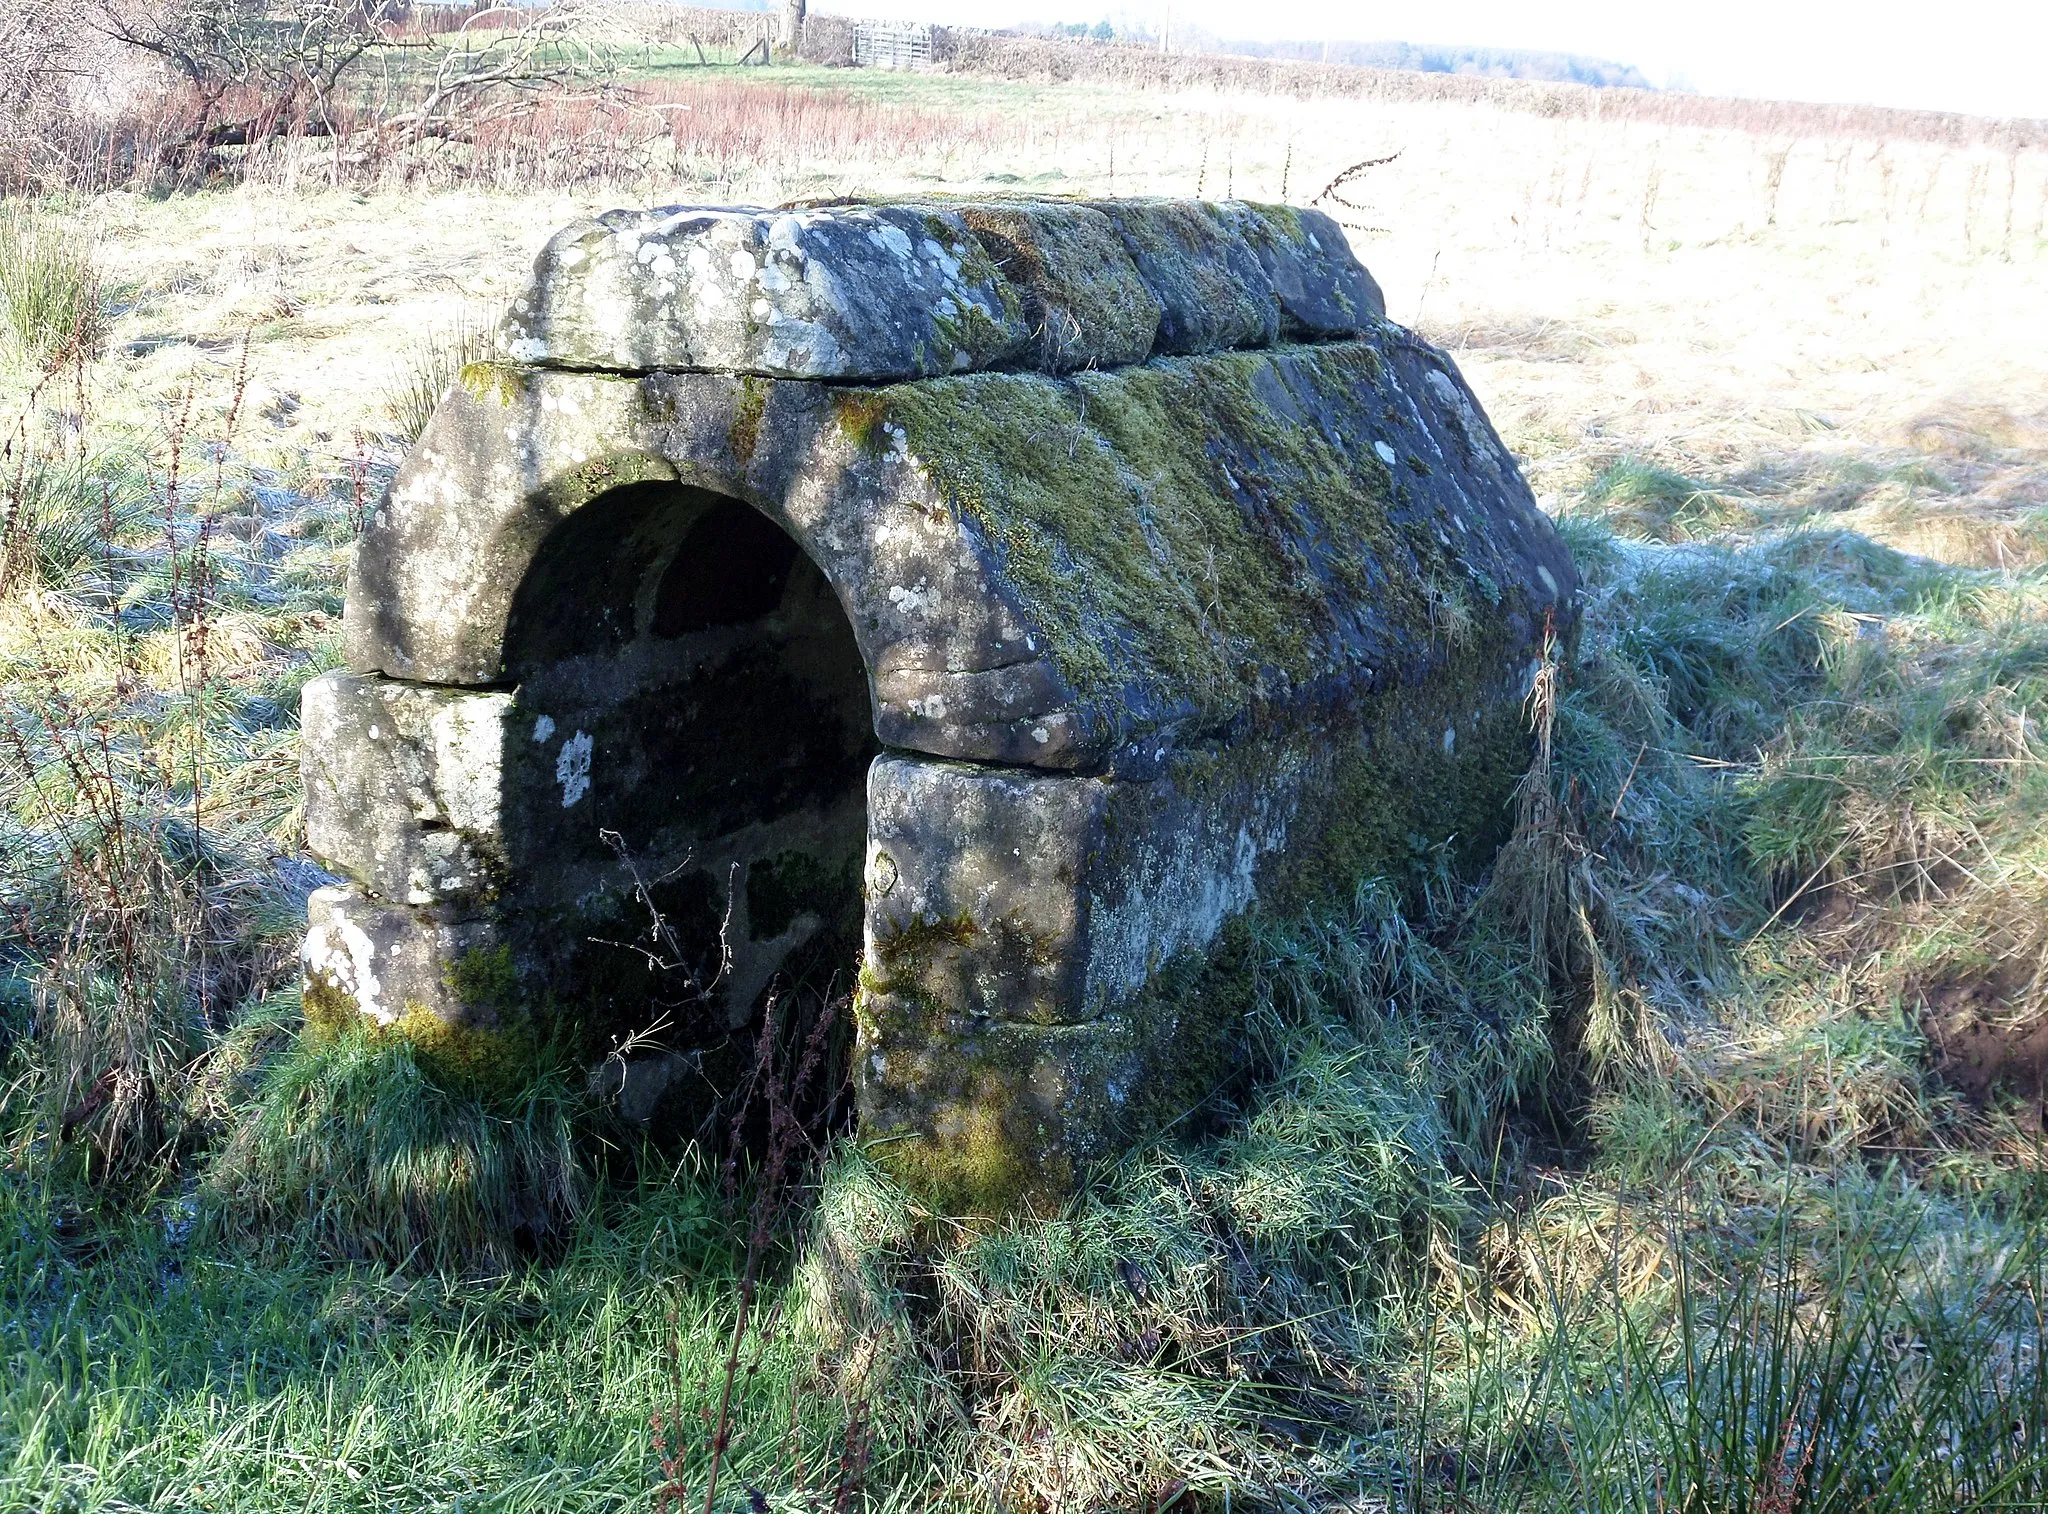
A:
[431, 692, 513, 834]
[301, 894, 392, 1024]
[556, 729, 593, 808]
[889, 580, 937, 616]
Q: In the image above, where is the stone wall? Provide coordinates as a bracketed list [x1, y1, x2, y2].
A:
[303, 195, 1578, 1210]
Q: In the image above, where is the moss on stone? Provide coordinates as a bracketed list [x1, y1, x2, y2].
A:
[729, 375, 769, 464]
[389, 999, 546, 1097]
[938, 201, 1161, 370]
[300, 978, 360, 1043]
[868, 1100, 1047, 1217]
[299, 947, 548, 1100]
[1241, 199, 1308, 241]
[1273, 671, 1532, 913]
[870, 912, 980, 994]
[879, 341, 1429, 728]
[537, 450, 682, 512]
[456, 360, 525, 408]
[859, 923, 1261, 1216]
[446, 944, 520, 1017]
[832, 390, 891, 455]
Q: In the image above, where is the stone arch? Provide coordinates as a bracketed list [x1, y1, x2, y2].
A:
[304, 195, 1582, 1210]
[495, 479, 877, 1045]
[307, 466, 887, 1124]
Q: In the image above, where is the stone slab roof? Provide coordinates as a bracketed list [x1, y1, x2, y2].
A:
[350, 196, 1573, 776]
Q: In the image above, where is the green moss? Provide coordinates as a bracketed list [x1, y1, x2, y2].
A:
[300, 978, 360, 1042]
[869, 912, 980, 1001]
[446, 944, 520, 1017]
[880, 341, 1417, 723]
[302, 948, 547, 1098]
[1287, 678, 1531, 911]
[1242, 199, 1308, 239]
[389, 1000, 545, 1098]
[456, 360, 525, 408]
[869, 1101, 1049, 1218]
[538, 451, 681, 511]
[856, 661, 1536, 1220]
[860, 926, 1261, 1217]
[729, 375, 769, 464]
[941, 201, 1161, 368]
[832, 390, 890, 455]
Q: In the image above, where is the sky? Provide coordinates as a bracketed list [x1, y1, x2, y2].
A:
[816, 0, 2048, 119]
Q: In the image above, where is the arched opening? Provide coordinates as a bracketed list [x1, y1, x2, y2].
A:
[497, 482, 877, 1127]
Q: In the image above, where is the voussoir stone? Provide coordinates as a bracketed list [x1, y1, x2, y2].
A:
[499, 203, 1029, 379]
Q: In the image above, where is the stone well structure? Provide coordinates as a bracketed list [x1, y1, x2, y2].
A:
[299, 196, 1577, 1210]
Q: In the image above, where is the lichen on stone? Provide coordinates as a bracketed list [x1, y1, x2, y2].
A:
[457, 360, 526, 409]
[877, 340, 1436, 738]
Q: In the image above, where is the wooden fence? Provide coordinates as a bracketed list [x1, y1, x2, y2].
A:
[852, 23, 933, 72]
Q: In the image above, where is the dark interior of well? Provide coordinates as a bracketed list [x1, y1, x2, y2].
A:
[499, 481, 877, 1130]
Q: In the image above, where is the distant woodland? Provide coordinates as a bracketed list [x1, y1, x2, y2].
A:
[1214, 38, 1657, 89]
[1007, 22, 1657, 89]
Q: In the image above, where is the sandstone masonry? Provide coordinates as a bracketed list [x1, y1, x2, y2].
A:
[302, 196, 1578, 1210]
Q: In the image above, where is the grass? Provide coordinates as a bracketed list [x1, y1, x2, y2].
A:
[3, 452, 2043, 1506]
[201, 1009, 594, 1271]
[381, 311, 494, 443]
[0, 45, 2042, 1514]
[0, 207, 103, 372]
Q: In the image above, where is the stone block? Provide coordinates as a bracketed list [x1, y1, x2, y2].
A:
[1084, 198, 1279, 353]
[302, 671, 513, 906]
[311, 194, 1580, 1213]
[301, 885, 500, 1028]
[498, 204, 1028, 379]
[1223, 201, 1387, 334]
[944, 201, 1161, 372]
[853, 677, 1537, 1210]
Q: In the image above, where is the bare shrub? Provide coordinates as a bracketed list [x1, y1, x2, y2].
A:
[10, 1, 646, 187]
[89, 0, 404, 165]
[0, 0, 160, 189]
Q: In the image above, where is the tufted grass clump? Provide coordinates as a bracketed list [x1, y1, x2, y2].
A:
[1583, 456, 1755, 541]
[0, 206, 104, 371]
[201, 1005, 595, 1271]
[382, 310, 496, 443]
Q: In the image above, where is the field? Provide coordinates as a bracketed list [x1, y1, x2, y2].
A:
[3, 39, 2047, 1513]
